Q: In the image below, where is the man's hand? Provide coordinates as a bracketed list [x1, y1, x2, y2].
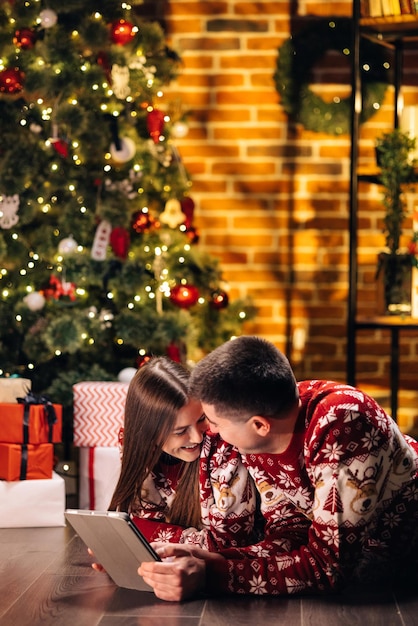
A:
[138, 543, 224, 602]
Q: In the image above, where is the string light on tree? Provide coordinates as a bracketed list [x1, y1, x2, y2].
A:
[0, 1, 255, 413]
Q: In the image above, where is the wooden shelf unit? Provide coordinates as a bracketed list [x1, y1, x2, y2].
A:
[347, 3, 418, 422]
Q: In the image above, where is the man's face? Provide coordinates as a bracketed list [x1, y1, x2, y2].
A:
[202, 402, 264, 454]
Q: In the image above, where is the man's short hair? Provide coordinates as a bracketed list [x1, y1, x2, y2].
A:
[189, 336, 299, 421]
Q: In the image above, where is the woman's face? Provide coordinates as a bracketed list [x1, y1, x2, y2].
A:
[162, 399, 207, 462]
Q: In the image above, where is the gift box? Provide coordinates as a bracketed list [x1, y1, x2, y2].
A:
[78, 446, 121, 510]
[0, 401, 62, 444]
[0, 442, 54, 480]
[0, 378, 31, 403]
[0, 471, 65, 527]
[73, 381, 129, 447]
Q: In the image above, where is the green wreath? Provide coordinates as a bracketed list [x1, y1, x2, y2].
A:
[274, 18, 389, 135]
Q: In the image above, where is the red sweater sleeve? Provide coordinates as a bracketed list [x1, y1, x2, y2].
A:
[131, 516, 213, 545]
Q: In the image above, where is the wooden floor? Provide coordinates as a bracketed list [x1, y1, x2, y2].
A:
[1, 524, 417, 626]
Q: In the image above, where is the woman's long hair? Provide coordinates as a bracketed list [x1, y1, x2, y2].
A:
[109, 357, 201, 529]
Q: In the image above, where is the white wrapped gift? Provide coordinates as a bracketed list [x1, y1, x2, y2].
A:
[73, 381, 129, 447]
[0, 378, 31, 403]
[0, 471, 65, 528]
[78, 446, 121, 510]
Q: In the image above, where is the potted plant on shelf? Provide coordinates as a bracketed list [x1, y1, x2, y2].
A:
[375, 128, 417, 314]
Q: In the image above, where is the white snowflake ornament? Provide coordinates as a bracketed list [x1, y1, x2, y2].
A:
[0, 194, 20, 229]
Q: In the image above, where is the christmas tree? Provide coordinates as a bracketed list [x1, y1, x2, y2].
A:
[0, 1, 255, 417]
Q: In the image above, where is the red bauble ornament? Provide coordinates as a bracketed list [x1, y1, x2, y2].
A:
[0, 67, 24, 94]
[131, 211, 157, 234]
[137, 353, 152, 368]
[170, 284, 199, 309]
[110, 227, 130, 259]
[210, 289, 229, 310]
[180, 196, 195, 228]
[13, 28, 37, 50]
[147, 109, 165, 143]
[185, 226, 200, 244]
[110, 19, 136, 45]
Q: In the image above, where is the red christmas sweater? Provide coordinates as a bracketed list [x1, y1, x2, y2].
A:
[131, 431, 258, 550]
[206, 381, 418, 595]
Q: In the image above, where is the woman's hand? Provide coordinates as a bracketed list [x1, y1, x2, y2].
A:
[87, 547, 106, 573]
[138, 543, 224, 601]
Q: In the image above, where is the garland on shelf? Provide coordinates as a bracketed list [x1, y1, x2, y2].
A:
[274, 18, 390, 135]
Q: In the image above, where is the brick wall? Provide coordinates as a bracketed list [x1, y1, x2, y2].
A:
[162, 0, 418, 432]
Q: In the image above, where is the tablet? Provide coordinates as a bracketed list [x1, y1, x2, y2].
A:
[65, 509, 161, 591]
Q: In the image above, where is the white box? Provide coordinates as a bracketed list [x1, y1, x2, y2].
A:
[78, 446, 121, 511]
[0, 471, 65, 528]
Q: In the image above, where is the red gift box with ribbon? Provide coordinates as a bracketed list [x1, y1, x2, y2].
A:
[0, 442, 54, 480]
[0, 394, 62, 444]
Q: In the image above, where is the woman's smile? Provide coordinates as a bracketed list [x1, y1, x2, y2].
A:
[162, 399, 207, 462]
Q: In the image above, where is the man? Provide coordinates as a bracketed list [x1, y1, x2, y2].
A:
[139, 336, 418, 601]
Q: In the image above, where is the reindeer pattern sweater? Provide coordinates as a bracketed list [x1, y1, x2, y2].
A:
[130, 431, 258, 551]
[207, 380, 418, 595]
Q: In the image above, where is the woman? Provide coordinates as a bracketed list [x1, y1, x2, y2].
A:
[109, 356, 258, 550]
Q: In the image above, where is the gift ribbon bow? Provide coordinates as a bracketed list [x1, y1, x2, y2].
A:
[17, 392, 57, 444]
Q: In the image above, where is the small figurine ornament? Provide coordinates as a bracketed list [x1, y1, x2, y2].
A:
[0, 194, 20, 229]
[111, 64, 131, 99]
[159, 198, 184, 228]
